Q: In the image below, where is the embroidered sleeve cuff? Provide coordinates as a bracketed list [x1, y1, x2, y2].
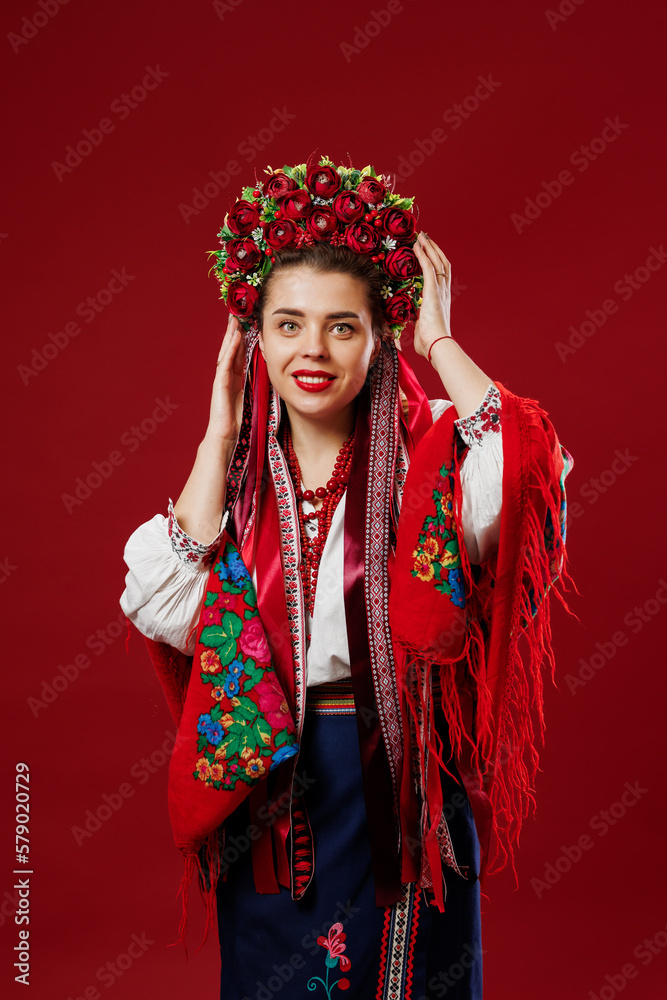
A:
[454, 383, 502, 448]
[167, 498, 229, 569]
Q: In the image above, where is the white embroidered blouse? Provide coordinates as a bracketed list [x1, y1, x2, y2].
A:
[120, 383, 503, 686]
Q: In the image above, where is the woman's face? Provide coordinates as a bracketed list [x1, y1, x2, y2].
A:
[258, 267, 381, 424]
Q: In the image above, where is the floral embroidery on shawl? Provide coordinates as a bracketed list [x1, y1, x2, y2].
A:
[193, 540, 298, 790]
[410, 461, 465, 608]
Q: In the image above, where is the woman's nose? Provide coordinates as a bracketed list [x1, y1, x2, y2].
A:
[300, 326, 328, 356]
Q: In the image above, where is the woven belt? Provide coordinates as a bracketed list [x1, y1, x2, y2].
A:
[305, 679, 355, 715]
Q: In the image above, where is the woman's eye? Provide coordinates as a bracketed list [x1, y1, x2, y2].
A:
[280, 321, 298, 333]
[332, 323, 353, 335]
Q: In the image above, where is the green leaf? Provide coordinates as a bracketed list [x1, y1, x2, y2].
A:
[241, 185, 256, 200]
[220, 734, 241, 759]
[238, 728, 258, 754]
[443, 545, 461, 569]
[232, 695, 258, 722]
[244, 586, 257, 608]
[225, 725, 257, 757]
[274, 727, 290, 748]
[282, 165, 294, 179]
[210, 702, 223, 721]
[241, 661, 262, 693]
[200, 612, 243, 664]
[254, 716, 272, 747]
[197, 734, 208, 752]
[204, 591, 218, 607]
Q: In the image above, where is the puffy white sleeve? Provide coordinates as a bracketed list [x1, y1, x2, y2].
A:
[429, 382, 503, 565]
[119, 499, 229, 655]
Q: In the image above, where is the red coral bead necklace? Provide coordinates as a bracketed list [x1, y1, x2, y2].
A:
[280, 421, 355, 623]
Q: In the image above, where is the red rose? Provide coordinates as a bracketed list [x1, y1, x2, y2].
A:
[278, 188, 312, 220]
[384, 291, 416, 325]
[226, 280, 259, 318]
[306, 206, 339, 241]
[305, 165, 341, 199]
[332, 190, 365, 225]
[264, 172, 297, 200]
[357, 177, 386, 205]
[377, 207, 416, 241]
[225, 238, 262, 272]
[345, 222, 382, 255]
[383, 246, 420, 279]
[263, 219, 299, 250]
[227, 199, 260, 236]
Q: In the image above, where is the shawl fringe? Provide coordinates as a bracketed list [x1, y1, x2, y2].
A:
[168, 831, 222, 958]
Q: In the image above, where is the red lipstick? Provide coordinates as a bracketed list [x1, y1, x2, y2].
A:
[291, 370, 337, 393]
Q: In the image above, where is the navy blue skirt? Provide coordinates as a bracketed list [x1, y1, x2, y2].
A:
[216, 684, 483, 1000]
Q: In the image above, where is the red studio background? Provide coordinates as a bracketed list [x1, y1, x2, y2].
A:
[2, 1, 665, 997]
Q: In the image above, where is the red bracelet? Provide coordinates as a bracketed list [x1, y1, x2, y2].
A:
[427, 336, 457, 364]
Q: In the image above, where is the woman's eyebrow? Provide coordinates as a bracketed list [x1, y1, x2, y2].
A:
[271, 308, 360, 319]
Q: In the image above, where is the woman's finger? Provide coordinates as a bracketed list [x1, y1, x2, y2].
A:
[216, 315, 240, 367]
[414, 236, 439, 294]
[422, 235, 451, 280]
[434, 248, 451, 280]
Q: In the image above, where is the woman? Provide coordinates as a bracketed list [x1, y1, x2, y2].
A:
[120, 155, 573, 999]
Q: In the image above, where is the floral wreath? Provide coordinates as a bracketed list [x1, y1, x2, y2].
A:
[208, 154, 424, 340]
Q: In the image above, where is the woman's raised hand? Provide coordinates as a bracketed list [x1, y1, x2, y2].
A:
[206, 313, 246, 445]
[412, 232, 453, 361]
[173, 314, 247, 542]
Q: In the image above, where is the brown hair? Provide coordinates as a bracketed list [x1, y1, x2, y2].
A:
[252, 243, 391, 340]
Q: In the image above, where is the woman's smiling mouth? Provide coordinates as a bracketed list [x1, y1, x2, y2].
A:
[291, 369, 337, 392]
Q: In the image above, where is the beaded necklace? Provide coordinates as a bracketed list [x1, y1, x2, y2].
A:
[280, 421, 355, 621]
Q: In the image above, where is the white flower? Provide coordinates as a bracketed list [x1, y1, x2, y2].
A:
[383, 236, 397, 251]
[380, 284, 393, 300]
[251, 227, 264, 244]
[247, 272, 263, 287]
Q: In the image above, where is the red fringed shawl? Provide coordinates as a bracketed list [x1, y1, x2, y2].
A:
[137, 338, 575, 952]
[389, 381, 576, 912]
